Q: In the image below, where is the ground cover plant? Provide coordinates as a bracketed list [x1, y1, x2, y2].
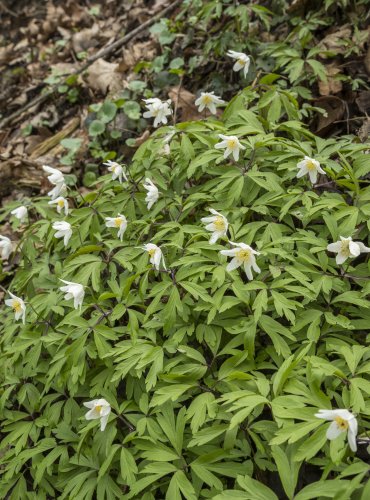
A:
[1, 0, 370, 499]
[1, 81, 370, 498]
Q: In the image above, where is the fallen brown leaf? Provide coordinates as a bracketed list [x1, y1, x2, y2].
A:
[314, 96, 345, 134]
[168, 86, 199, 122]
[318, 64, 342, 96]
[356, 91, 370, 115]
[318, 25, 351, 57]
[86, 58, 124, 95]
[72, 25, 99, 53]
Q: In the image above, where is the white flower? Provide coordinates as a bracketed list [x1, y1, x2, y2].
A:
[59, 279, 85, 310]
[143, 178, 159, 210]
[42, 165, 65, 185]
[143, 98, 172, 127]
[227, 50, 251, 78]
[5, 292, 26, 324]
[296, 156, 325, 184]
[195, 92, 225, 114]
[11, 206, 28, 223]
[105, 214, 127, 241]
[220, 241, 260, 280]
[201, 209, 228, 244]
[327, 236, 370, 265]
[83, 398, 111, 431]
[143, 243, 166, 270]
[315, 409, 358, 452]
[103, 160, 128, 184]
[0, 236, 12, 260]
[215, 134, 245, 162]
[52, 221, 72, 247]
[48, 182, 67, 200]
[48, 197, 69, 216]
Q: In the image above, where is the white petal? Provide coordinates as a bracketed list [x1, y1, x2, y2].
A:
[220, 249, 237, 257]
[100, 414, 109, 431]
[327, 242, 341, 252]
[244, 263, 253, 280]
[356, 242, 370, 253]
[226, 258, 241, 272]
[209, 232, 219, 244]
[336, 252, 348, 265]
[326, 421, 343, 440]
[349, 241, 361, 257]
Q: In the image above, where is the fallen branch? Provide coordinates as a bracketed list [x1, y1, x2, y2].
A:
[0, 0, 182, 130]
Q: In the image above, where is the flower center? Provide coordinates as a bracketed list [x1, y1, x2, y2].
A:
[307, 160, 317, 171]
[227, 139, 237, 149]
[114, 218, 122, 227]
[95, 405, 102, 414]
[57, 199, 65, 207]
[236, 249, 251, 262]
[203, 95, 212, 104]
[213, 216, 226, 231]
[340, 240, 351, 256]
[148, 248, 156, 257]
[238, 58, 245, 66]
[334, 416, 349, 431]
[12, 300, 22, 313]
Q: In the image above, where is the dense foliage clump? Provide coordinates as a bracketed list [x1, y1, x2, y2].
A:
[0, 82, 370, 499]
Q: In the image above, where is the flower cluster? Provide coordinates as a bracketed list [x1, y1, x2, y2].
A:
[1, 49, 369, 458]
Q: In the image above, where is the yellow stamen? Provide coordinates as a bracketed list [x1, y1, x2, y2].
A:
[238, 59, 245, 66]
[236, 249, 251, 262]
[148, 248, 156, 257]
[306, 160, 317, 171]
[213, 216, 226, 231]
[114, 218, 122, 227]
[57, 199, 65, 207]
[95, 405, 102, 414]
[335, 416, 349, 431]
[12, 300, 22, 313]
[340, 240, 351, 257]
[202, 95, 212, 104]
[227, 139, 237, 149]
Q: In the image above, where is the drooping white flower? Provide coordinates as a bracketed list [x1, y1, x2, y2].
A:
[42, 165, 65, 185]
[227, 50, 251, 78]
[215, 134, 245, 162]
[220, 241, 260, 280]
[296, 156, 325, 184]
[48, 182, 67, 200]
[143, 178, 159, 210]
[0, 235, 12, 260]
[59, 279, 85, 310]
[315, 409, 358, 452]
[103, 160, 128, 184]
[5, 292, 26, 324]
[52, 221, 72, 247]
[201, 209, 228, 244]
[327, 236, 370, 265]
[143, 243, 166, 270]
[48, 197, 69, 216]
[83, 398, 111, 431]
[195, 92, 225, 114]
[105, 214, 127, 241]
[143, 98, 172, 127]
[11, 206, 28, 223]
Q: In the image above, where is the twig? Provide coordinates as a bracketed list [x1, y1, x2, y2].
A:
[0, 0, 182, 130]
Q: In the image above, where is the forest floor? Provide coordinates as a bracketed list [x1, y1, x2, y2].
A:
[0, 0, 369, 221]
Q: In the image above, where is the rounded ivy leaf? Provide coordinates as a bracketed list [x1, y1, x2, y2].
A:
[98, 102, 117, 124]
[123, 101, 141, 120]
[89, 119, 106, 136]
